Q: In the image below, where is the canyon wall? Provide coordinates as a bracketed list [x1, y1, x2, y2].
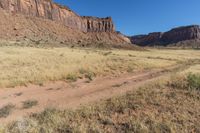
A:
[161, 25, 200, 44]
[130, 25, 200, 46]
[83, 16, 115, 32]
[131, 32, 163, 46]
[0, 0, 115, 32]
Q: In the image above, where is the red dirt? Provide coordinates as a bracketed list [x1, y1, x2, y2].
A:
[0, 67, 177, 124]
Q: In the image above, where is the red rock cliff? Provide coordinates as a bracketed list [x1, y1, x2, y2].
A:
[130, 25, 200, 46]
[0, 0, 115, 32]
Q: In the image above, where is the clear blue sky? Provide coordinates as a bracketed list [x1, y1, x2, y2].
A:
[54, 0, 200, 36]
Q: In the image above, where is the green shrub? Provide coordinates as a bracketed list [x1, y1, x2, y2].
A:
[66, 73, 78, 82]
[187, 73, 200, 91]
[168, 73, 200, 91]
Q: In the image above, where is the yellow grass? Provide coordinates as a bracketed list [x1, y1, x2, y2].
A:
[0, 46, 200, 88]
[3, 74, 200, 133]
[183, 64, 200, 74]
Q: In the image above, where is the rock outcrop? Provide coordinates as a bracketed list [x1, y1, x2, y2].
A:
[161, 25, 200, 44]
[83, 16, 115, 32]
[130, 25, 200, 46]
[0, 7, 133, 48]
[0, 0, 115, 32]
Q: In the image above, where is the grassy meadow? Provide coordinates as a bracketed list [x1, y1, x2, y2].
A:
[0, 46, 200, 88]
[0, 46, 200, 132]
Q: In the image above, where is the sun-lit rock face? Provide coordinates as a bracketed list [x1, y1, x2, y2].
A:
[161, 25, 200, 44]
[130, 25, 200, 46]
[83, 16, 115, 32]
[0, 0, 115, 32]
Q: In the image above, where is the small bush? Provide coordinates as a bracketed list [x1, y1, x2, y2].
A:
[66, 73, 78, 82]
[85, 71, 96, 81]
[127, 66, 134, 72]
[22, 100, 38, 109]
[167, 73, 200, 91]
[187, 73, 200, 91]
[6, 118, 38, 133]
[79, 68, 87, 74]
[79, 69, 96, 81]
[0, 104, 15, 118]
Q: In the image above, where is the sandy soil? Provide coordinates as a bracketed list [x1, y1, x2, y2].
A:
[0, 66, 181, 124]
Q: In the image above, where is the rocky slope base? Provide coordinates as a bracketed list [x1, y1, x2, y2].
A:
[0, 0, 133, 48]
[130, 25, 200, 47]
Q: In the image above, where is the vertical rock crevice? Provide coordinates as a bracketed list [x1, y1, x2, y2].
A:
[34, 0, 39, 17]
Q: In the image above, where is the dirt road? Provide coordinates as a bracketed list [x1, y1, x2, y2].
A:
[0, 64, 189, 124]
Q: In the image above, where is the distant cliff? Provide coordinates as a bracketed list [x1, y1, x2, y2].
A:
[130, 25, 200, 46]
[161, 25, 200, 44]
[0, 0, 115, 32]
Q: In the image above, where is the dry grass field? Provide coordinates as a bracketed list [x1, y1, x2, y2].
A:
[1, 72, 200, 133]
[0, 47, 200, 133]
[183, 64, 200, 74]
[0, 47, 200, 88]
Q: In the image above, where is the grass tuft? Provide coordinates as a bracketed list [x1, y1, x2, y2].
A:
[187, 73, 200, 91]
[85, 71, 96, 81]
[0, 104, 15, 118]
[66, 73, 78, 82]
[22, 100, 38, 109]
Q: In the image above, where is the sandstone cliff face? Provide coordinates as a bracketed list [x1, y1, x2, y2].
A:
[130, 25, 200, 46]
[0, 0, 115, 32]
[83, 16, 115, 32]
[161, 25, 200, 44]
[0, 8, 132, 48]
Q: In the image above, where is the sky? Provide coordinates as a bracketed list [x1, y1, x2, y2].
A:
[54, 0, 200, 36]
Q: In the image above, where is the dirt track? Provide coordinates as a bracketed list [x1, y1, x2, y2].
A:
[0, 64, 189, 124]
